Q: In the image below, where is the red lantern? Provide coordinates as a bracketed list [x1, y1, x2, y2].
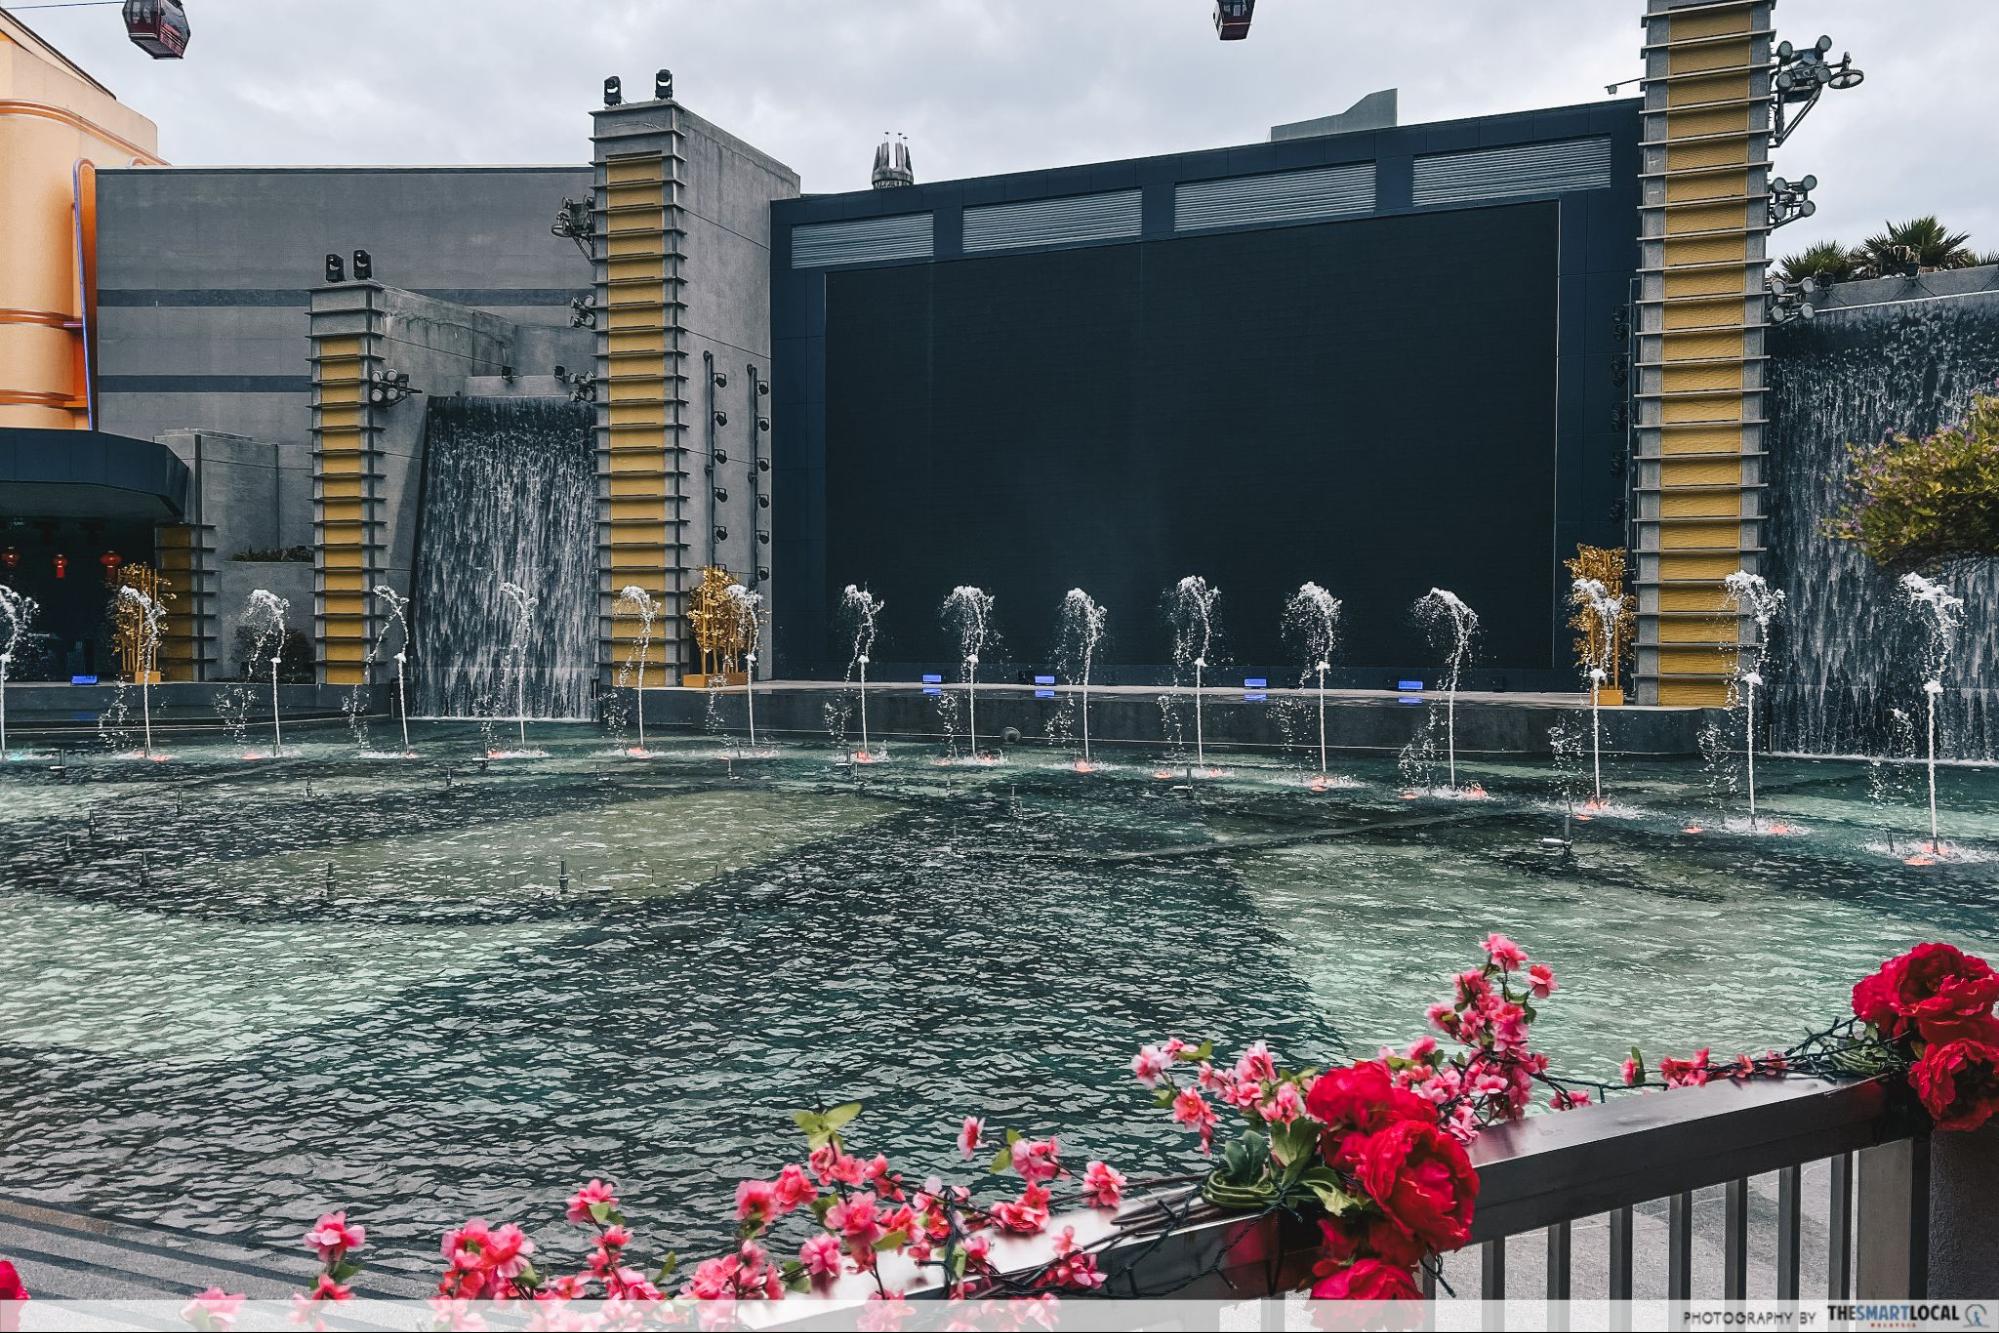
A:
[0, 547, 17, 571]
[53, 553, 67, 580]
[100, 550, 124, 584]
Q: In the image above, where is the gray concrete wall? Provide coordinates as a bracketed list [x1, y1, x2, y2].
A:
[94, 165, 594, 448]
[676, 106, 800, 672]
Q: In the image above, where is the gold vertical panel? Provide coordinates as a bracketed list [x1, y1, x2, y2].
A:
[311, 309, 376, 689]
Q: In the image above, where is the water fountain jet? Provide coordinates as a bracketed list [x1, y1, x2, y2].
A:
[1900, 572, 1966, 859]
[841, 585, 884, 762]
[1057, 589, 1107, 771]
[1283, 583, 1341, 783]
[497, 581, 539, 755]
[0, 586, 35, 759]
[1412, 589, 1479, 793]
[114, 584, 165, 759]
[616, 585, 660, 756]
[940, 586, 996, 763]
[1723, 570, 1786, 830]
[1168, 576, 1221, 774]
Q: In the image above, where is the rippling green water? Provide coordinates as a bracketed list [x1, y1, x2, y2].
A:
[2, 724, 1994, 1270]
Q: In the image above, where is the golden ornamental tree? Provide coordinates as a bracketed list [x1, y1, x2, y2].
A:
[1564, 545, 1634, 690]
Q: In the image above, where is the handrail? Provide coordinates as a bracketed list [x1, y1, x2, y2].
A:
[1469, 1075, 1900, 1241]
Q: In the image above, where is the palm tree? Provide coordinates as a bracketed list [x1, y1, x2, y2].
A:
[1778, 240, 1860, 286]
[1856, 217, 1976, 276]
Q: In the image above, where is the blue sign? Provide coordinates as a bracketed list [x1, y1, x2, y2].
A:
[1243, 677, 1267, 703]
[1034, 674, 1055, 686]
[1034, 689, 1055, 699]
[922, 671, 942, 697]
[1397, 680, 1424, 691]
[70, 675, 99, 685]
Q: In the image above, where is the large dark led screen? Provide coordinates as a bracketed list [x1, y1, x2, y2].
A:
[822, 201, 1559, 673]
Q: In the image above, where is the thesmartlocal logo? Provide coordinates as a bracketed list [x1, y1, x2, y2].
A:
[1822, 1303, 1991, 1331]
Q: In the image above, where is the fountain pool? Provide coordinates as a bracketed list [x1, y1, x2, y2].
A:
[3, 723, 1995, 1272]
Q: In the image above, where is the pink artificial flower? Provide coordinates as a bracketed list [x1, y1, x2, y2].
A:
[304, 1273, 352, 1302]
[827, 1192, 885, 1254]
[1080, 1160, 1126, 1209]
[1234, 1040, 1278, 1085]
[858, 1292, 916, 1332]
[1260, 1080, 1305, 1125]
[180, 1288, 244, 1333]
[865, 1153, 904, 1199]
[735, 1178, 778, 1226]
[302, 1211, 366, 1263]
[1551, 1090, 1591, 1111]
[1490, 1004, 1529, 1053]
[1425, 1001, 1459, 1034]
[565, 1179, 620, 1225]
[1621, 1056, 1642, 1086]
[988, 1181, 1052, 1235]
[1482, 933, 1528, 971]
[1010, 1136, 1062, 1183]
[1039, 1228, 1106, 1292]
[799, 1233, 843, 1280]
[1171, 1087, 1219, 1153]
[957, 1116, 985, 1159]
[772, 1162, 817, 1211]
[1527, 963, 1557, 998]
[811, 1143, 866, 1187]
[1131, 1045, 1172, 1087]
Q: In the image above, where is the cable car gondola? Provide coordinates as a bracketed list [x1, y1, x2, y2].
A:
[1214, 0, 1255, 41]
[123, 0, 191, 60]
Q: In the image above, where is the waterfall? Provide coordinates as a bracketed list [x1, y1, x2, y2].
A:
[1767, 288, 1999, 760]
[411, 396, 595, 720]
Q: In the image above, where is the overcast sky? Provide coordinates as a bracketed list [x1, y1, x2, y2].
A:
[18, 0, 1995, 262]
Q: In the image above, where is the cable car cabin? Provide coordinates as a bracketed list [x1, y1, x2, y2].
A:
[123, 0, 191, 59]
[1214, 0, 1255, 41]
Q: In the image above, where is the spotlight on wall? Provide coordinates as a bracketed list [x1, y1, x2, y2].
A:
[324, 253, 345, 283]
[367, 368, 421, 407]
[756, 530, 770, 546]
[553, 364, 566, 380]
[1765, 277, 1816, 324]
[756, 380, 769, 396]
[1769, 174, 1819, 229]
[756, 416, 770, 432]
[568, 295, 596, 328]
[713, 410, 728, 426]
[552, 198, 595, 260]
[757, 495, 770, 509]
[1770, 35, 1862, 147]
[756, 458, 771, 473]
[604, 76, 622, 107]
[655, 69, 673, 101]
[713, 488, 729, 503]
[713, 449, 728, 465]
[756, 566, 770, 581]
[352, 250, 373, 281]
[713, 370, 728, 388]
[714, 527, 729, 542]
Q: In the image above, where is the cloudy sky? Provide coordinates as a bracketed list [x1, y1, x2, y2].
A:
[19, 0, 1995, 262]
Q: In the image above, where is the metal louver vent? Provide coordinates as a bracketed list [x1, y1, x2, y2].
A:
[1411, 138, 1613, 207]
[790, 213, 933, 269]
[962, 190, 1142, 253]
[1174, 163, 1376, 231]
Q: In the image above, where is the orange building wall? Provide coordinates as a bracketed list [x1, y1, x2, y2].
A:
[0, 12, 162, 429]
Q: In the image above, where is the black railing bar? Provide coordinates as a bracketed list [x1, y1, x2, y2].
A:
[1777, 1163, 1803, 1300]
[1668, 1190, 1695, 1301]
[1548, 1220, 1573, 1319]
[1829, 1151, 1853, 1298]
[1471, 1077, 1897, 1240]
[1610, 1204, 1635, 1306]
[1482, 1235, 1507, 1312]
[1724, 1176, 1750, 1299]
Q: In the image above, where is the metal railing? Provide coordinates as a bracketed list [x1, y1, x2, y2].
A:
[787, 1075, 1942, 1307]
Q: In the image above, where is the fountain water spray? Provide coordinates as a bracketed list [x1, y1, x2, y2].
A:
[841, 585, 884, 761]
[0, 586, 35, 759]
[1571, 577, 1624, 808]
[1900, 572, 1965, 858]
[1169, 576, 1220, 771]
[616, 585, 659, 754]
[1283, 583, 1341, 778]
[1723, 569, 1785, 830]
[1413, 589, 1479, 791]
[724, 583, 765, 751]
[376, 587, 414, 755]
[115, 585, 165, 758]
[245, 590, 290, 757]
[498, 581, 539, 753]
[941, 586, 996, 760]
[1057, 589, 1108, 770]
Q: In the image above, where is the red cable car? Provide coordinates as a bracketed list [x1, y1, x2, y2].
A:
[1214, 0, 1255, 41]
[123, 0, 191, 60]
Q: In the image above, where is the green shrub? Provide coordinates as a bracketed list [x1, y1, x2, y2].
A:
[1826, 394, 1999, 571]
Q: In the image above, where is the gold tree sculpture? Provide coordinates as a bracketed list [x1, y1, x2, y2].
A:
[113, 564, 171, 684]
[1564, 545, 1634, 693]
[688, 565, 750, 685]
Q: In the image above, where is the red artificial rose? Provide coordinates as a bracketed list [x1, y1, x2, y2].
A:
[1313, 1215, 1425, 1271]
[1910, 1037, 1999, 1132]
[1306, 1061, 1439, 1135]
[1350, 1120, 1479, 1254]
[1310, 1258, 1424, 1301]
[1852, 943, 1999, 1043]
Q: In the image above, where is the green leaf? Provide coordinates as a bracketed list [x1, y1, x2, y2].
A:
[1005, 1127, 1023, 1144]
[810, 1195, 836, 1222]
[655, 1252, 679, 1281]
[328, 1258, 361, 1284]
[950, 1246, 969, 1278]
[793, 1109, 830, 1147]
[990, 1143, 1015, 1174]
[589, 1200, 616, 1225]
[1297, 1166, 1361, 1216]
[874, 1228, 909, 1251]
[1183, 1040, 1214, 1063]
[1269, 1117, 1318, 1169]
[515, 1260, 541, 1288]
[824, 1101, 863, 1130]
[1152, 1086, 1176, 1109]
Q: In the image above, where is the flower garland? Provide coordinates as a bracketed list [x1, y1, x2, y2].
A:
[3, 938, 1994, 1323]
